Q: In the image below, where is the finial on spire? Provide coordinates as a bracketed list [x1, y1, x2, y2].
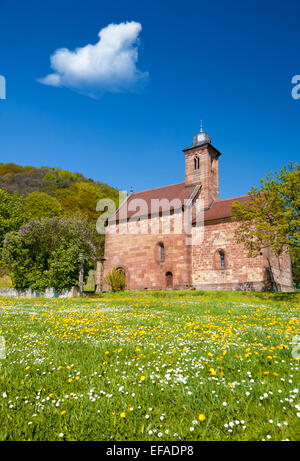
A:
[200, 120, 203, 133]
[130, 185, 133, 194]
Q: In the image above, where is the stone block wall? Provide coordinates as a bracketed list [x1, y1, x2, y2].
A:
[104, 212, 191, 290]
[191, 219, 293, 291]
[185, 145, 219, 208]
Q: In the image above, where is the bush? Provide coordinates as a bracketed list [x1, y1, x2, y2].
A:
[104, 268, 126, 292]
[2, 217, 95, 291]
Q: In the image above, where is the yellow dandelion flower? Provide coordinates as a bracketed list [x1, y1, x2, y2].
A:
[140, 375, 146, 381]
[60, 410, 66, 415]
[198, 413, 206, 422]
[120, 412, 126, 418]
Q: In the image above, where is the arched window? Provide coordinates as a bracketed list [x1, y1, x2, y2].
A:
[194, 156, 200, 170]
[155, 242, 166, 263]
[214, 249, 226, 269]
[220, 251, 225, 268]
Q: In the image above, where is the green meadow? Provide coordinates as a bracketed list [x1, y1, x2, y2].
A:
[0, 291, 299, 441]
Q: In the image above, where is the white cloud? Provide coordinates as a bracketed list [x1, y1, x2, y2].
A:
[38, 21, 149, 96]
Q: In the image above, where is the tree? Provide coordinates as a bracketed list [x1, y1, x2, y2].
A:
[24, 191, 62, 220]
[0, 188, 26, 252]
[55, 181, 118, 221]
[2, 218, 95, 291]
[55, 182, 119, 256]
[0, 162, 119, 258]
[232, 162, 299, 257]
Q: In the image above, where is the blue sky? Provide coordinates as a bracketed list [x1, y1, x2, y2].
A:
[0, 0, 299, 198]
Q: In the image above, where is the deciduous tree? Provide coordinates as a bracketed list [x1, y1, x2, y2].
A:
[24, 191, 62, 220]
[232, 162, 299, 258]
[0, 188, 25, 252]
[2, 218, 95, 290]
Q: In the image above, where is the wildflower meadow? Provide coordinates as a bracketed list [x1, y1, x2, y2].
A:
[0, 291, 299, 441]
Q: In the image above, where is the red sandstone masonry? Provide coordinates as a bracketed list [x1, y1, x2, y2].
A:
[184, 144, 220, 208]
[104, 212, 293, 291]
[102, 134, 294, 292]
[104, 213, 191, 290]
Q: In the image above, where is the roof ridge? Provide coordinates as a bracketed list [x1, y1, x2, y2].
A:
[215, 194, 249, 203]
[131, 181, 187, 195]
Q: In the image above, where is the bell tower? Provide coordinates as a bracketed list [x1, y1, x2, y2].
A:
[183, 123, 221, 209]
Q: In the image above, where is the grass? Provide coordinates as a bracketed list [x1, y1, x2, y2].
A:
[0, 290, 299, 441]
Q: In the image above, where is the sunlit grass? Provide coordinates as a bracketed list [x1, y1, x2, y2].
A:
[0, 291, 299, 441]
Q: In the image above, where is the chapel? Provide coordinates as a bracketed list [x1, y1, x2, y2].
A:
[101, 126, 293, 291]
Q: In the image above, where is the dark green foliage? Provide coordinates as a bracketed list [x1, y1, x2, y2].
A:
[2, 218, 96, 291]
[0, 188, 26, 253]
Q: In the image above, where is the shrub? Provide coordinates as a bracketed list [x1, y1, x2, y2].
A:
[2, 217, 95, 291]
[104, 268, 126, 292]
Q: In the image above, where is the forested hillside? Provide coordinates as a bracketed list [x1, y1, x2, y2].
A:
[0, 163, 119, 258]
[0, 162, 118, 200]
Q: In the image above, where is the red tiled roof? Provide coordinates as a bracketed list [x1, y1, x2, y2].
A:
[109, 180, 250, 224]
[111, 182, 195, 222]
[203, 195, 250, 222]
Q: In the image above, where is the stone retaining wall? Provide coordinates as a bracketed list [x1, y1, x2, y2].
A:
[0, 287, 80, 298]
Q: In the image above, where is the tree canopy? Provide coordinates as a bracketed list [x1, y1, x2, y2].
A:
[3, 218, 95, 291]
[0, 162, 119, 256]
[24, 191, 62, 220]
[232, 162, 299, 283]
[0, 189, 26, 253]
